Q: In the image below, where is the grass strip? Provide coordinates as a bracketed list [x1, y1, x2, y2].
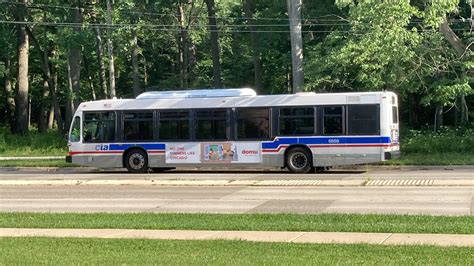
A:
[1, 213, 472, 234]
[382, 152, 474, 165]
[0, 160, 76, 167]
[0, 237, 471, 265]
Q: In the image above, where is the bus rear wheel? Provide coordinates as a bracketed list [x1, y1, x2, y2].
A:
[125, 149, 148, 173]
[286, 147, 312, 173]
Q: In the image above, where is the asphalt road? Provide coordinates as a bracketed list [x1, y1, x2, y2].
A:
[0, 166, 473, 180]
[0, 167, 472, 216]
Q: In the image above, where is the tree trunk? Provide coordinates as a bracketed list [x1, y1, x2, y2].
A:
[3, 57, 15, 129]
[66, 2, 83, 128]
[143, 56, 148, 88]
[204, 0, 222, 88]
[14, 0, 29, 134]
[94, 25, 108, 99]
[106, 0, 116, 98]
[47, 104, 54, 129]
[38, 78, 50, 133]
[177, 1, 189, 89]
[131, 22, 141, 97]
[434, 104, 444, 132]
[83, 53, 96, 100]
[51, 71, 63, 135]
[287, 0, 304, 93]
[408, 93, 419, 128]
[243, 0, 263, 92]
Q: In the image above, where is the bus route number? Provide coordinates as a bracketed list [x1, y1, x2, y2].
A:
[95, 144, 109, 151]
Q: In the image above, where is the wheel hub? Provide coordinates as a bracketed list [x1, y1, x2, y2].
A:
[129, 153, 145, 170]
[290, 152, 308, 170]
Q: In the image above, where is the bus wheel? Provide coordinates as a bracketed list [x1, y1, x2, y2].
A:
[125, 149, 148, 173]
[286, 147, 312, 173]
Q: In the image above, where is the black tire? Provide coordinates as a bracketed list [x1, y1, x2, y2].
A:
[286, 147, 313, 173]
[125, 149, 148, 173]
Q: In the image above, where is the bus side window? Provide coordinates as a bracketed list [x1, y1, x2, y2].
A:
[83, 112, 116, 143]
[279, 107, 314, 135]
[347, 105, 380, 135]
[123, 112, 154, 141]
[323, 106, 343, 135]
[69, 116, 81, 142]
[236, 108, 269, 139]
[195, 109, 228, 140]
[159, 111, 190, 140]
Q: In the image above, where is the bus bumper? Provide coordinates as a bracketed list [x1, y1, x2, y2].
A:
[384, 150, 400, 160]
[66, 155, 72, 163]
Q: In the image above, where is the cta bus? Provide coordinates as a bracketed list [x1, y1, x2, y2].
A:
[66, 88, 400, 173]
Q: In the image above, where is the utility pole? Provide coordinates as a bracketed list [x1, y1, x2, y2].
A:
[287, 0, 304, 93]
[106, 0, 116, 98]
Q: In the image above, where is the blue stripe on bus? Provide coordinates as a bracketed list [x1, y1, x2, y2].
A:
[262, 136, 390, 149]
[109, 143, 166, 151]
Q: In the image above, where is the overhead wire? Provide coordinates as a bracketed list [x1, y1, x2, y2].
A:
[0, 20, 471, 34]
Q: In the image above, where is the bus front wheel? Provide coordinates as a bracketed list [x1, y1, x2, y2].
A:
[125, 149, 149, 173]
[286, 147, 313, 173]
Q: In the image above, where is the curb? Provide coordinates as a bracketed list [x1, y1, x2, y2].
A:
[1, 228, 472, 247]
[0, 179, 471, 187]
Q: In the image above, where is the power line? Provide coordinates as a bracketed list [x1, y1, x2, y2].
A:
[0, 20, 471, 34]
[4, 1, 470, 24]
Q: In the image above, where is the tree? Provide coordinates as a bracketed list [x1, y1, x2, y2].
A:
[13, 0, 29, 134]
[65, 0, 83, 128]
[243, 0, 263, 92]
[287, 0, 304, 92]
[0, 6, 16, 129]
[204, 0, 222, 87]
[106, 0, 116, 98]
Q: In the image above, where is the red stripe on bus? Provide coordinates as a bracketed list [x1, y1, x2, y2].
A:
[69, 150, 165, 156]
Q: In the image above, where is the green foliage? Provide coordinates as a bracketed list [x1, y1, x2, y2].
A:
[0, 127, 67, 156]
[422, 0, 460, 27]
[401, 126, 474, 153]
[0, 0, 472, 131]
[306, 0, 421, 92]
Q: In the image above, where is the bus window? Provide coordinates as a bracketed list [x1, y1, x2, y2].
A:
[323, 106, 343, 135]
[392, 106, 398, 124]
[123, 112, 154, 141]
[83, 112, 116, 143]
[195, 109, 228, 140]
[237, 108, 269, 139]
[69, 116, 81, 142]
[348, 105, 380, 135]
[279, 107, 314, 135]
[159, 111, 190, 140]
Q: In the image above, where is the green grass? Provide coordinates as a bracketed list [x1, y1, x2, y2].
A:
[0, 238, 471, 265]
[0, 127, 67, 156]
[1, 213, 472, 234]
[0, 160, 76, 167]
[381, 152, 474, 165]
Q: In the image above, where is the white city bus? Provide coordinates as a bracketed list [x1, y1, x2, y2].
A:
[66, 88, 400, 173]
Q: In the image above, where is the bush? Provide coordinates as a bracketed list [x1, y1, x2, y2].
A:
[0, 127, 67, 156]
[401, 127, 474, 154]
